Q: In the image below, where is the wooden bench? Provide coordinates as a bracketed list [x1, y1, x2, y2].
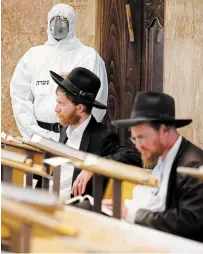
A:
[1, 184, 76, 252]
[1, 184, 161, 253]
[2, 183, 203, 253]
[1, 197, 78, 253]
[54, 205, 203, 253]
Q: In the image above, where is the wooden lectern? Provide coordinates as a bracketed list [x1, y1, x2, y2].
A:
[2, 183, 203, 253]
[2, 134, 158, 219]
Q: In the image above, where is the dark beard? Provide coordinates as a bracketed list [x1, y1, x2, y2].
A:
[71, 115, 81, 125]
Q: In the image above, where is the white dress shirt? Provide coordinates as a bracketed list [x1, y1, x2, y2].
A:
[125, 136, 182, 223]
[51, 115, 92, 202]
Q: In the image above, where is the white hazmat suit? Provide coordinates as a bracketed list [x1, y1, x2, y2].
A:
[10, 3, 108, 141]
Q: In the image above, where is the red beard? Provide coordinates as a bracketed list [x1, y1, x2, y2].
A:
[140, 150, 160, 169]
[56, 111, 80, 126]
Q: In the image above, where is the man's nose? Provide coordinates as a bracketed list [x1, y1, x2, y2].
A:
[55, 104, 60, 113]
[136, 143, 145, 152]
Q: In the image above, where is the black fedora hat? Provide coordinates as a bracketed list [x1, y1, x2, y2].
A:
[113, 92, 192, 128]
[50, 67, 107, 109]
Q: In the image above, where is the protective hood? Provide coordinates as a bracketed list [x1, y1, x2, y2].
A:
[45, 3, 81, 48]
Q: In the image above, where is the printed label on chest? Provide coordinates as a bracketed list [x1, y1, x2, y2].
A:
[36, 80, 50, 85]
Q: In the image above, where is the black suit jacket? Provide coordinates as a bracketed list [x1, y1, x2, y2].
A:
[135, 137, 203, 242]
[59, 116, 142, 196]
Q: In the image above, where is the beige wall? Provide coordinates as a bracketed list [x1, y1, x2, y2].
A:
[1, 0, 97, 135]
[2, 0, 203, 149]
[164, 0, 203, 148]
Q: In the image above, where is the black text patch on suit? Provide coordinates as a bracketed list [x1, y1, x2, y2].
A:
[36, 80, 50, 85]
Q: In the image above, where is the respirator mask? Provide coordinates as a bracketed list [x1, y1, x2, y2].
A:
[50, 16, 69, 41]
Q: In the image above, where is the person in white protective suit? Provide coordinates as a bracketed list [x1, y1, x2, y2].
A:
[10, 3, 108, 141]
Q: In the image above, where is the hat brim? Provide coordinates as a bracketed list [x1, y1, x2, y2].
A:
[113, 117, 192, 129]
[50, 70, 107, 110]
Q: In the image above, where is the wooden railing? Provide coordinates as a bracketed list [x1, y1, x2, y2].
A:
[2, 135, 158, 219]
[177, 166, 203, 181]
[2, 196, 78, 252]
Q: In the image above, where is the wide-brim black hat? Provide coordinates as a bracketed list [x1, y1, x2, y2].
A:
[113, 92, 192, 128]
[50, 68, 107, 109]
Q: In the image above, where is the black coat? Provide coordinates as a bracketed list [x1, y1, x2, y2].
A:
[135, 137, 203, 242]
[59, 116, 142, 196]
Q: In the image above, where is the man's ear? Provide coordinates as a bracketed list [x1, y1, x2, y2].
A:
[76, 104, 85, 114]
[161, 124, 169, 134]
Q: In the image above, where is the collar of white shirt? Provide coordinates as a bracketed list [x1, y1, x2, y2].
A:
[152, 135, 183, 185]
[66, 114, 92, 141]
[158, 135, 182, 172]
[56, 114, 92, 202]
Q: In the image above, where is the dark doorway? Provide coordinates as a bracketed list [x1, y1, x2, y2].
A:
[97, 0, 165, 145]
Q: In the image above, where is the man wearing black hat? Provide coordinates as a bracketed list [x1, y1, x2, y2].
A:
[50, 67, 141, 199]
[103, 92, 203, 242]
